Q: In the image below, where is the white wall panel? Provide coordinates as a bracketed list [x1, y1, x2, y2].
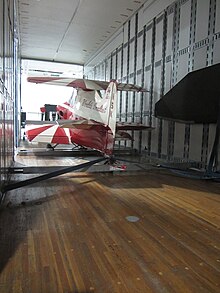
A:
[213, 38, 220, 64]
[135, 75, 142, 118]
[117, 49, 121, 80]
[151, 118, 160, 153]
[129, 41, 135, 75]
[155, 15, 163, 62]
[144, 69, 151, 91]
[138, 6, 145, 32]
[215, 0, 220, 33]
[164, 62, 172, 94]
[189, 125, 203, 162]
[153, 65, 161, 105]
[208, 124, 216, 162]
[136, 96, 142, 121]
[121, 92, 126, 122]
[179, 0, 191, 49]
[177, 53, 190, 81]
[213, 0, 220, 64]
[195, 0, 209, 42]
[137, 34, 143, 71]
[166, 7, 174, 55]
[144, 19, 154, 154]
[161, 120, 169, 156]
[151, 66, 161, 153]
[193, 47, 207, 70]
[105, 58, 111, 81]
[127, 91, 133, 122]
[112, 54, 116, 79]
[123, 46, 127, 78]
[173, 123, 185, 158]
[143, 72, 151, 116]
[130, 15, 136, 39]
[123, 22, 129, 43]
[174, 0, 191, 97]
[164, 8, 174, 94]
[145, 25, 153, 67]
[141, 131, 148, 150]
[136, 74, 142, 88]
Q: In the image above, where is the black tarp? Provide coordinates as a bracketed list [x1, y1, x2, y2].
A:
[155, 63, 220, 124]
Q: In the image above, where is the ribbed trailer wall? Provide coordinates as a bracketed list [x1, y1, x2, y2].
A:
[84, 0, 220, 168]
[0, 0, 21, 199]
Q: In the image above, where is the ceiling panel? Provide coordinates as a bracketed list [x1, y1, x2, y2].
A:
[18, 0, 147, 65]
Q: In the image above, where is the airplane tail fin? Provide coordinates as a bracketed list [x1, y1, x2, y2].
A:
[105, 81, 117, 136]
[72, 81, 117, 155]
[73, 81, 117, 136]
[103, 81, 117, 155]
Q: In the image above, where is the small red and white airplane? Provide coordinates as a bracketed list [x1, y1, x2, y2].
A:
[25, 77, 152, 156]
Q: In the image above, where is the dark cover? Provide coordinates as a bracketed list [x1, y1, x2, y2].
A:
[155, 63, 220, 123]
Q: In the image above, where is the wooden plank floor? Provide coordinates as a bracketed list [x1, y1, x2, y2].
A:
[0, 151, 220, 292]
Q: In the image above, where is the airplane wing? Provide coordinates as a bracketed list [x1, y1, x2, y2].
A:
[27, 77, 148, 92]
[58, 119, 102, 129]
[58, 120, 154, 131]
[25, 120, 56, 125]
[25, 123, 72, 144]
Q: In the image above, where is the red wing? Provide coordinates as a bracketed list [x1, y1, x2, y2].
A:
[27, 77, 148, 92]
[25, 124, 72, 144]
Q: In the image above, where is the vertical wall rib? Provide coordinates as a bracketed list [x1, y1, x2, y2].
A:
[0, 0, 20, 199]
[147, 18, 156, 155]
[139, 25, 146, 153]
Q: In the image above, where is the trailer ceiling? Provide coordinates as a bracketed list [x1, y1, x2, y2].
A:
[18, 0, 147, 66]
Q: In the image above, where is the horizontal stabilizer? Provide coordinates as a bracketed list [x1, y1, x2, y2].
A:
[116, 122, 154, 131]
[115, 131, 133, 141]
[58, 119, 101, 129]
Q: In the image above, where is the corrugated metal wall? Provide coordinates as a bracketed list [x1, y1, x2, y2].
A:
[0, 0, 21, 198]
[84, 0, 220, 168]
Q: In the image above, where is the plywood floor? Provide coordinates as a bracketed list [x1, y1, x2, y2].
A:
[0, 150, 220, 293]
